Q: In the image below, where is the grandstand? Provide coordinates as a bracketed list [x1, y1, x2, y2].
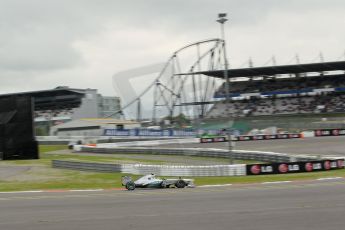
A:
[34, 88, 122, 135]
[214, 74, 345, 97]
[200, 61, 345, 132]
[207, 93, 345, 118]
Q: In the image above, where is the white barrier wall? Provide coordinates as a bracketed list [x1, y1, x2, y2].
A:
[121, 164, 246, 176]
[52, 160, 246, 177]
[301, 131, 315, 137]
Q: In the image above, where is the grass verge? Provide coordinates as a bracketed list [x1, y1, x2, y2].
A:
[0, 145, 344, 192]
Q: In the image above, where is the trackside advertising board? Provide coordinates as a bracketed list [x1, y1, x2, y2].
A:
[200, 134, 301, 143]
[314, 129, 345, 137]
[246, 159, 344, 175]
[200, 137, 227, 143]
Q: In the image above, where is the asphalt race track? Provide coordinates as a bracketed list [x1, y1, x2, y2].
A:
[1, 136, 344, 230]
[161, 136, 345, 156]
[1, 180, 345, 230]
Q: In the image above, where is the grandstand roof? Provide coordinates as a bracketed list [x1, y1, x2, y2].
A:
[198, 61, 345, 78]
[0, 87, 85, 111]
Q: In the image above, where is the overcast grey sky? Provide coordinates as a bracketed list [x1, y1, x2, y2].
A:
[1, 0, 345, 96]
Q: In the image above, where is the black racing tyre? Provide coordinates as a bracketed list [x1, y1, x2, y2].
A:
[125, 181, 136, 191]
[175, 180, 186, 188]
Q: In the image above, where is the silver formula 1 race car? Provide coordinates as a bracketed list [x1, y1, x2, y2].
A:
[122, 174, 194, 190]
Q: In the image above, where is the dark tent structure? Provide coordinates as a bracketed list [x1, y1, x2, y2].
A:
[0, 88, 84, 160]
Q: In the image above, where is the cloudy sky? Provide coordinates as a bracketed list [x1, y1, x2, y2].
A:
[1, 0, 345, 96]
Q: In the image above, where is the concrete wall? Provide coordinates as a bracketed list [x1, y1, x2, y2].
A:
[72, 89, 99, 119]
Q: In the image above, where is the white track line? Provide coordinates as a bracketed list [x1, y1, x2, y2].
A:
[0, 189, 105, 195]
[69, 189, 105, 192]
[0, 190, 44, 194]
[316, 177, 343, 181]
[198, 184, 232, 188]
[262, 181, 292, 184]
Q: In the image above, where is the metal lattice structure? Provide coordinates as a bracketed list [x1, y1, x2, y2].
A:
[112, 39, 227, 122]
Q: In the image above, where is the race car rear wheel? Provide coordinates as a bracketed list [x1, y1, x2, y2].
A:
[175, 180, 186, 188]
[125, 181, 136, 191]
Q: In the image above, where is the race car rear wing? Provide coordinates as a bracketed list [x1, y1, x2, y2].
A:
[121, 176, 132, 186]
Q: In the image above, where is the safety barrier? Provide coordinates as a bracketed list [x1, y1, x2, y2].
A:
[52, 160, 246, 176]
[121, 164, 246, 176]
[52, 160, 123, 172]
[52, 158, 344, 176]
[200, 133, 302, 143]
[246, 159, 345, 175]
[94, 138, 198, 148]
[79, 146, 320, 163]
[314, 129, 345, 137]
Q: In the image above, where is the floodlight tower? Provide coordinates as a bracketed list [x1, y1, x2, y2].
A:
[217, 13, 234, 164]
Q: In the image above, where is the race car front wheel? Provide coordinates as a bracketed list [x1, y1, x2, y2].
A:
[125, 181, 136, 191]
[175, 180, 186, 188]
